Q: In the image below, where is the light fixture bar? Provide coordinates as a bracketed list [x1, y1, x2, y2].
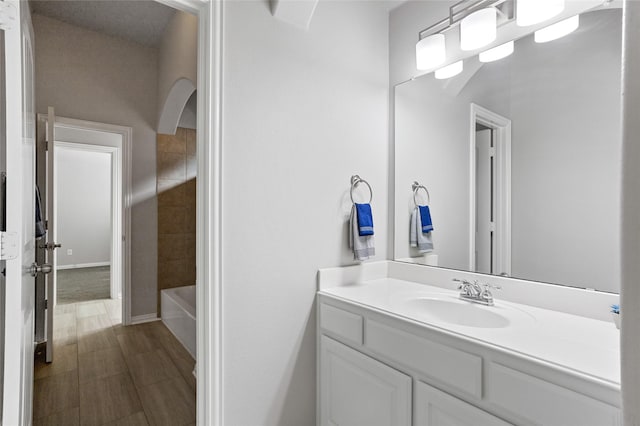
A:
[418, 0, 514, 41]
[450, 0, 510, 25]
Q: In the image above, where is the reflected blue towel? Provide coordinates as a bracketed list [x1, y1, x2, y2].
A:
[355, 203, 374, 236]
[419, 205, 433, 233]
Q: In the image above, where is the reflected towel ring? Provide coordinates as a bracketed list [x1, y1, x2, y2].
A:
[412, 181, 430, 206]
[350, 175, 373, 204]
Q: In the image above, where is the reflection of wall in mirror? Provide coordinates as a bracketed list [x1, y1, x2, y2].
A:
[394, 9, 621, 293]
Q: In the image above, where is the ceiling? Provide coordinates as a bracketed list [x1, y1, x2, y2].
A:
[30, 0, 177, 47]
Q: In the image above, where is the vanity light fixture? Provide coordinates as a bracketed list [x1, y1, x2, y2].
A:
[415, 0, 515, 71]
[460, 7, 497, 51]
[479, 40, 514, 62]
[516, 0, 565, 27]
[435, 60, 463, 79]
[534, 15, 579, 43]
[416, 34, 446, 70]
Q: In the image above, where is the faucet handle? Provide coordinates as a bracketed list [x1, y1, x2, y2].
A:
[452, 278, 471, 290]
[482, 283, 502, 291]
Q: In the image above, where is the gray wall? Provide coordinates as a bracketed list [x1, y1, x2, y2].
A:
[394, 9, 622, 292]
[157, 10, 197, 125]
[55, 148, 111, 268]
[222, 1, 389, 424]
[33, 14, 159, 316]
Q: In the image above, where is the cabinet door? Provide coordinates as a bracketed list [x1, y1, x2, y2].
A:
[415, 381, 511, 426]
[320, 336, 411, 426]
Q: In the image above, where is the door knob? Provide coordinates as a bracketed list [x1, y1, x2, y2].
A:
[30, 262, 52, 277]
[40, 242, 61, 251]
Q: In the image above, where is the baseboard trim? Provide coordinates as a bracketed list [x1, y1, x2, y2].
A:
[57, 261, 111, 270]
[130, 313, 160, 324]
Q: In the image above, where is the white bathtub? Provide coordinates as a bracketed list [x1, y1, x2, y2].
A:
[161, 285, 196, 359]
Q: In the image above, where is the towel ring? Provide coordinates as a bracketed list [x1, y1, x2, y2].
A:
[412, 181, 430, 206]
[350, 175, 373, 204]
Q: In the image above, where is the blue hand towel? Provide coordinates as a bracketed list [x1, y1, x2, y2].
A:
[355, 203, 374, 236]
[418, 205, 433, 233]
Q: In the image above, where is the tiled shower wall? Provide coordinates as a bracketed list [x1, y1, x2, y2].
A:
[157, 127, 196, 315]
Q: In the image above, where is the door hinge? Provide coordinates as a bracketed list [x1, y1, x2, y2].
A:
[0, 3, 17, 31]
[45, 140, 49, 151]
[45, 220, 48, 230]
[44, 299, 48, 310]
[489, 222, 496, 232]
[0, 231, 19, 260]
[489, 147, 496, 158]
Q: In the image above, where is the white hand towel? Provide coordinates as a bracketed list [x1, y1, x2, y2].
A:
[410, 207, 434, 253]
[349, 205, 375, 261]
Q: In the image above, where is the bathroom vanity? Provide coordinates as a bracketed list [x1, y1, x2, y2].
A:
[317, 262, 620, 426]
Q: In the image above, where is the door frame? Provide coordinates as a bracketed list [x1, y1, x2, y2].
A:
[469, 103, 512, 276]
[42, 115, 132, 320]
[156, 1, 222, 425]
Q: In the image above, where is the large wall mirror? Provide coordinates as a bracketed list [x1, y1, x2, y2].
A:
[394, 7, 622, 294]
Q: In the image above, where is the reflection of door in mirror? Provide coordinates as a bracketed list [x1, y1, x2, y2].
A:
[470, 104, 511, 278]
[476, 126, 493, 274]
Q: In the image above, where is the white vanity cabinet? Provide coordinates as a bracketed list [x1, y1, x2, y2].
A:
[317, 295, 621, 426]
[319, 336, 412, 426]
[415, 381, 510, 426]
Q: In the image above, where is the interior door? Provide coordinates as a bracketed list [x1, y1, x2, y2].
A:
[44, 107, 56, 363]
[476, 128, 493, 274]
[35, 107, 57, 362]
[1, 0, 37, 424]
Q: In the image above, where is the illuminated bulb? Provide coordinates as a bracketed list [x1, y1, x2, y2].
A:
[479, 41, 514, 62]
[460, 8, 497, 51]
[435, 61, 463, 79]
[516, 0, 564, 27]
[416, 34, 446, 70]
[534, 15, 579, 43]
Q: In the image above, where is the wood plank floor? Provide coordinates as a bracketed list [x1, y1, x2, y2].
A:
[57, 267, 111, 305]
[33, 299, 196, 426]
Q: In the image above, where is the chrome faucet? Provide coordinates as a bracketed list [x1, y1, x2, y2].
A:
[453, 278, 501, 306]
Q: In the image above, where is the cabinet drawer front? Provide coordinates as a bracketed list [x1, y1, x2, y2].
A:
[366, 320, 482, 399]
[320, 336, 412, 426]
[487, 363, 620, 426]
[320, 303, 364, 345]
[415, 381, 512, 426]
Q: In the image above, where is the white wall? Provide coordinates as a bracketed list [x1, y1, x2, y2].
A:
[178, 91, 197, 130]
[394, 9, 622, 292]
[394, 76, 472, 270]
[33, 14, 159, 316]
[55, 148, 111, 268]
[222, 1, 389, 424]
[157, 10, 197, 132]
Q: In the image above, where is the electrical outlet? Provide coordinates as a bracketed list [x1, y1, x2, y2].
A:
[67, 249, 73, 256]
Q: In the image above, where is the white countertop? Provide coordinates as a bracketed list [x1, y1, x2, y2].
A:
[320, 277, 621, 388]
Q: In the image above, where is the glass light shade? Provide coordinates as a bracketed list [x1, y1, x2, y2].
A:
[534, 15, 579, 43]
[479, 41, 514, 62]
[435, 61, 463, 79]
[516, 0, 564, 27]
[460, 8, 497, 51]
[416, 34, 446, 70]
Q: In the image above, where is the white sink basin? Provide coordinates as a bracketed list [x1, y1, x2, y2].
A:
[398, 295, 535, 329]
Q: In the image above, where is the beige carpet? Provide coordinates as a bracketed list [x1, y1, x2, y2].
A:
[56, 266, 110, 305]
